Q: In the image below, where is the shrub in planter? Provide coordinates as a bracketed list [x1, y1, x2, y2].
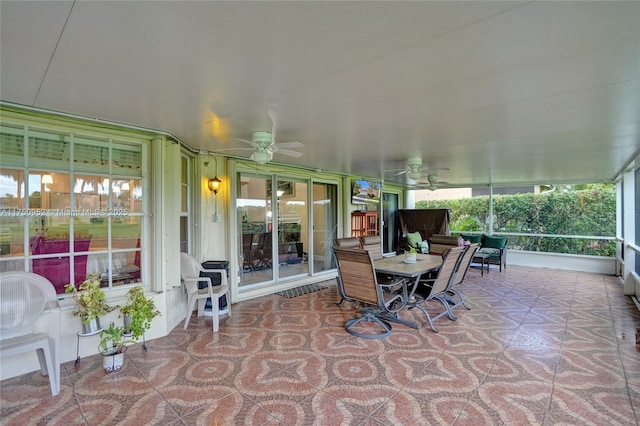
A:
[98, 322, 132, 373]
[120, 285, 160, 341]
[65, 275, 118, 332]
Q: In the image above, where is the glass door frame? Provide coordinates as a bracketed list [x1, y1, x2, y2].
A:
[382, 187, 403, 255]
[229, 160, 342, 300]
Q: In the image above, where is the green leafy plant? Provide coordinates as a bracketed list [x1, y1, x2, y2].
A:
[98, 322, 132, 354]
[65, 275, 118, 324]
[120, 285, 160, 340]
[408, 247, 418, 254]
[416, 186, 616, 256]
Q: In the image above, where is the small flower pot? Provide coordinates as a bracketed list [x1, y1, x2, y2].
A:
[404, 252, 417, 263]
[123, 314, 132, 336]
[81, 317, 102, 335]
[101, 346, 127, 373]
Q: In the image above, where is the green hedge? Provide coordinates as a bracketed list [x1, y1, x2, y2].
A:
[416, 187, 616, 256]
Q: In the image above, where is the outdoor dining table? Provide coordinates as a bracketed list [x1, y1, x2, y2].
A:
[373, 253, 443, 327]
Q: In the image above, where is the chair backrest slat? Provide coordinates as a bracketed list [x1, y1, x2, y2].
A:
[360, 235, 383, 260]
[334, 237, 361, 249]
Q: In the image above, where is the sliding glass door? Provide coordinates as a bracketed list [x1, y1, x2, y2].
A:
[313, 182, 338, 272]
[237, 173, 337, 288]
[276, 179, 308, 280]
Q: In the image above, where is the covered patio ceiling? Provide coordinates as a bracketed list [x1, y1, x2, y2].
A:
[1, 1, 638, 188]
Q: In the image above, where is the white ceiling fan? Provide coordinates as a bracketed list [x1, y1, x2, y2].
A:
[393, 156, 425, 180]
[391, 156, 449, 181]
[418, 173, 450, 191]
[217, 108, 304, 164]
[237, 131, 303, 164]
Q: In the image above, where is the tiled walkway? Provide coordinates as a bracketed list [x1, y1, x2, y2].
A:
[2, 266, 639, 425]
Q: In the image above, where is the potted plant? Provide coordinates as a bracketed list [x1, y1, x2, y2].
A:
[120, 285, 160, 350]
[65, 274, 118, 334]
[404, 247, 418, 264]
[98, 322, 132, 373]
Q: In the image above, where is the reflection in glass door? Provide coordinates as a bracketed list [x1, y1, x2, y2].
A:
[237, 174, 337, 287]
[382, 192, 399, 254]
[313, 182, 338, 272]
[277, 179, 308, 280]
[237, 174, 274, 286]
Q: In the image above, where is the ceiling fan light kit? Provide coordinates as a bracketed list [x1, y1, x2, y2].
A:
[408, 170, 423, 180]
[407, 156, 422, 168]
[250, 151, 271, 164]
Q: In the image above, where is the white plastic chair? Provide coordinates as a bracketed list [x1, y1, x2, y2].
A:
[0, 271, 61, 396]
[179, 253, 231, 332]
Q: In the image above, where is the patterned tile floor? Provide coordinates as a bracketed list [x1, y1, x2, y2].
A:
[2, 265, 639, 425]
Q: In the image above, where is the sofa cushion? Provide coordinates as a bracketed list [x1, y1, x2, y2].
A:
[478, 247, 501, 256]
[416, 240, 429, 254]
[430, 234, 462, 246]
[482, 235, 507, 249]
[405, 232, 423, 248]
[460, 233, 482, 244]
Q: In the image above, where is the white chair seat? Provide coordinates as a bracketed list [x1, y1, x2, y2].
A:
[0, 333, 58, 395]
[1, 332, 52, 350]
[1, 271, 61, 396]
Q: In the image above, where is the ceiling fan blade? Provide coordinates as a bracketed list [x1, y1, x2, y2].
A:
[214, 147, 255, 152]
[235, 138, 259, 147]
[275, 149, 303, 158]
[274, 141, 304, 149]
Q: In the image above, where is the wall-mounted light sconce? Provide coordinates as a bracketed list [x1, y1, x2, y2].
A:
[41, 174, 54, 184]
[206, 156, 223, 223]
[208, 176, 222, 195]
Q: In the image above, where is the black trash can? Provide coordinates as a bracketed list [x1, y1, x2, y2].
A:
[200, 260, 229, 312]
